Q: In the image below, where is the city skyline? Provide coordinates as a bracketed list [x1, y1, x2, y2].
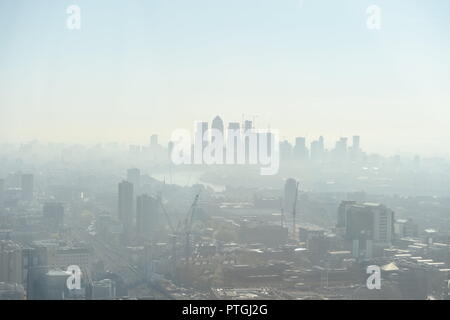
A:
[0, 114, 433, 160]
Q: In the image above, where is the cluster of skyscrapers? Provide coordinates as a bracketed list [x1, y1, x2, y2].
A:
[170, 115, 364, 166]
[118, 169, 161, 242]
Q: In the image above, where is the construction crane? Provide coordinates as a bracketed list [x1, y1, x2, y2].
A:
[184, 193, 200, 262]
[155, 191, 201, 284]
[157, 193, 175, 234]
[292, 182, 300, 240]
[280, 199, 286, 228]
[157, 192, 179, 280]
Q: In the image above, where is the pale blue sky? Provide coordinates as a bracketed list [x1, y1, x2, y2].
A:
[1, 0, 450, 155]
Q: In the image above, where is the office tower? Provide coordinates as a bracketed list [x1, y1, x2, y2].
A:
[334, 137, 348, 161]
[126, 168, 141, 192]
[21, 173, 34, 201]
[352, 135, 360, 151]
[280, 140, 293, 162]
[394, 218, 419, 238]
[150, 134, 158, 147]
[228, 122, 240, 131]
[0, 179, 4, 205]
[227, 122, 241, 164]
[194, 122, 209, 163]
[336, 201, 356, 229]
[340, 202, 395, 259]
[346, 202, 394, 243]
[294, 137, 308, 161]
[295, 137, 306, 149]
[310, 136, 325, 162]
[136, 194, 160, 238]
[43, 203, 65, 231]
[243, 120, 254, 164]
[244, 120, 253, 131]
[91, 279, 116, 300]
[196, 121, 209, 146]
[262, 130, 274, 158]
[318, 136, 324, 151]
[310, 140, 320, 162]
[335, 137, 348, 151]
[211, 116, 225, 162]
[0, 240, 23, 284]
[211, 116, 224, 138]
[26, 266, 49, 300]
[118, 180, 134, 234]
[350, 135, 361, 161]
[340, 137, 348, 150]
[42, 269, 84, 300]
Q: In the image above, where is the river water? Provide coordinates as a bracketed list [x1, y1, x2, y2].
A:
[151, 171, 226, 192]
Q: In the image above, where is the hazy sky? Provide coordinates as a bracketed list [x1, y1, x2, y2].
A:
[1, 0, 450, 155]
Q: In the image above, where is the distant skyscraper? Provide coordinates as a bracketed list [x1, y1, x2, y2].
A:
[150, 134, 158, 147]
[227, 122, 241, 164]
[21, 173, 34, 201]
[352, 135, 360, 150]
[197, 121, 209, 143]
[228, 122, 240, 131]
[280, 140, 293, 162]
[310, 141, 320, 161]
[294, 137, 308, 161]
[118, 181, 134, 234]
[136, 194, 160, 238]
[211, 116, 225, 162]
[264, 130, 274, 158]
[244, 120, 253, 131]
[334, 137, 348, 161]
[338, 137, 348, 150]
[211, 116, 224, 137]
[243, 120, 254, 164]
[126, 168, 141, 192]
[295, 137, 305, 149]
[195, 122, 209, 162]
[350, 135, 362, 161]
[43, 203, 64, 231]
[311, 136, 325, 162]
[318, 136, 324, 151]
[336, 201, 356, 229]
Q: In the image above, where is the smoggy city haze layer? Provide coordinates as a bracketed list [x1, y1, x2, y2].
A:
[1, 0, 450, 156]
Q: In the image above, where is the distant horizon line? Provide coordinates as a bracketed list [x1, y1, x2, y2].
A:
[2, 138, 450, 160]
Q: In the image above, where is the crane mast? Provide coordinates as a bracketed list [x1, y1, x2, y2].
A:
[185, 193, 200, 262]
[292, 182, 299, 240]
